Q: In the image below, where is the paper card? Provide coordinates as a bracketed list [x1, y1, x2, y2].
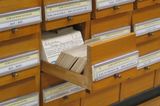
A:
[137, 50, 160, 69]
[45, 0, 92, 21]
[43, 82, 84, 103]
[92, 26, 131, 41]
[134, 18, 160, 36]
[41, 30, 84, 63]
[92, 51, 139, 81]
[0, 7, 42, 31]
[0, 50, 40, 76]
[0, 93, 39, 106]
[96, 0, 135, 10]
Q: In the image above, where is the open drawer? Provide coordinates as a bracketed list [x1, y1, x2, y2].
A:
[42, 0, 92, 31]
[41, 33, 138, 92]
[91, 12, 131, 36]
[92, 0, 134, 19]
[134, 0, 157, 9]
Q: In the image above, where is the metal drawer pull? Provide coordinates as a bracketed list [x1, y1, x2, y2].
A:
[114, 73, 122, 79]
[11, 28, 18, 34]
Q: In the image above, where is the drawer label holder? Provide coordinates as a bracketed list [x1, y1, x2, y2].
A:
[45, 0, 92, 21]
[0, 7, 42, 31]
[92, 51, 139, 81]
[0, 93, 39, 106]
[43, 82, 84, 103]
[0, 50, 40, 76]
[137, 50, 160, 69]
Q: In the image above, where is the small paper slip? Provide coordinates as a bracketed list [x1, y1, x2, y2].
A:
[45, 0, 92, 21]
[43, 82, 84, 103]
[96, 0, 135, 10]
[0, 50, 40, 76]
[92, 51, 139, 81]
[134, 18, 160, 36]
[137, 50, 160, 69]
[0, 93, 39, 106]
[0, 7, 42, 31]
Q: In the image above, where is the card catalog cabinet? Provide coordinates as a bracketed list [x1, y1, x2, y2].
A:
[132, 5, 160, 55]
[42, 0, 91, 31]
[120, 71, 155, 100]
[92, 0, 134, 19]
[42, 33, 138, 92]
[81, 85, 120, 106]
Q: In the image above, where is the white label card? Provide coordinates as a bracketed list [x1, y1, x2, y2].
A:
[0, 50, 40, 76]
[43, 82, 84, 103]
[96, 0, 135, 10]
[0, 7, 42, 31]
[137, 50, 160, 69]
[0, 93, 39, 106]
[134, 18, 160, 36]
[92, 51, 139, 81]
[45, 0, 92, 21]
[92, 26, 131, 41]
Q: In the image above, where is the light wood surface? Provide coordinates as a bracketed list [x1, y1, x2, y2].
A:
[138, 96, 160, 106]
[135, 0, 157, 9]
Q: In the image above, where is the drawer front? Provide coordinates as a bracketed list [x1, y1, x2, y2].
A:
[136, 31, 160, 45]
[132, 5, 160, 24]
[135, 0, 156, 9]
[43, 13, 90, 31]
[0, 24, 40, 42]
[137, 38, 160, 55]
[91, 12, 131, 35]
[43, 91, 84, 106]
[81, 85, 120, 106]
[0, 77, 37, 102]
[138, 96, 160, 106]
[94, 3, 133, 19]
[92, 68, 138, 91]
[0, 0, 40, 13]
[120, 71, 154, 100]
[41, 73, 64, 89]
[0, 66, 39, 87]
[0, 33, 40, 58]
[155, 69, 160, 87]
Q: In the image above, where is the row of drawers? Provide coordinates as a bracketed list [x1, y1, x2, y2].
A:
[40, 69, 160, 106]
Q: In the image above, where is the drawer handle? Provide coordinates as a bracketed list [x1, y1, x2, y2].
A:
[148, 33, 153, 37]
[113, 6, 120, 10]
[11, 28, 18, 34]
[67, 16, 73, 21]
[144, 66, 150, 70]
[12, 72, 19, 78]
[63, 96, 69, 100]
[114, 73, 121, 79]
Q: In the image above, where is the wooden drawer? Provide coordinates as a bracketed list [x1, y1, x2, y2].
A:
[136, 30, 160, 55]
[0, 33, 40, 58]
[155, 70, 160, 87]
[132, 5, 160, 24]
[120, 71, 155, 100]
[42, 91, 84, 106]
[91, 12, 131, 35]
[42, 0, 91, 31]
[0, 24, 40, 42]
[0, 77, 37, 102]
[0, 0, 40, 13]
[81, 85, 120, 106]
[135, 0, 157, 9]
[0, 66, 39, 87]
[138, 96, 160, 106]
[92, 0, 134, 19]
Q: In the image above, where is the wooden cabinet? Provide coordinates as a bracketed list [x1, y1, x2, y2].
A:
[92, 0, 134, 19]
[120, 71, 155, 100]
[81, 85, 120, 106]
